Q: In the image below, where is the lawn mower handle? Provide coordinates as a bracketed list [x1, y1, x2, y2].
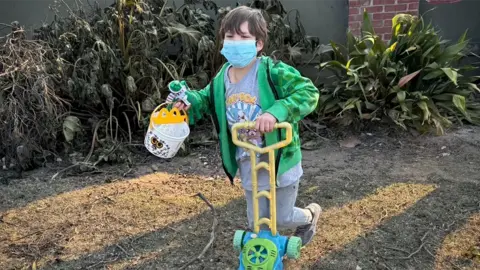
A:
[231, 122, 293, 153]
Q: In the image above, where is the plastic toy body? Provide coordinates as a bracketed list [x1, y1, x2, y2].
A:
[167, 80, 191, 106]
[231, 122, 302, 270]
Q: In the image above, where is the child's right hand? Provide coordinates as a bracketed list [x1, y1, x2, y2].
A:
[174, 101, 190, 111]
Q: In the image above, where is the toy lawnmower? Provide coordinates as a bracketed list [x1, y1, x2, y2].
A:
[231, 122, 302, 270]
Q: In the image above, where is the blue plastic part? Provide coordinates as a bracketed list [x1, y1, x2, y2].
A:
[237, 230, 290, 270]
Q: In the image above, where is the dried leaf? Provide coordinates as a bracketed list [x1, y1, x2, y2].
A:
[63, 116, 81, 143]
[398, 70, 421, 88]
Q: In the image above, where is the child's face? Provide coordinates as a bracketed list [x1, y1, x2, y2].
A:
[224, 21, 264, 54]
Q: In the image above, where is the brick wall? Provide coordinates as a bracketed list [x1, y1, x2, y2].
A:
[349, 0, 420, 41]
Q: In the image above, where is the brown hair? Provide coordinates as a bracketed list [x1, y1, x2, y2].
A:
[219, 6, 268, 44]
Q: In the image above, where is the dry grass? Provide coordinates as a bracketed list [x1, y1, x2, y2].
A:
[0, 172, 243, 269]
[286, 183, 437, 269]
[435, 213, 480, 270]
[6, 176, 472, 270]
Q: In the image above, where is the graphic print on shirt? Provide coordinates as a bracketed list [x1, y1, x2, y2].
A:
[226, 92, 264, 151]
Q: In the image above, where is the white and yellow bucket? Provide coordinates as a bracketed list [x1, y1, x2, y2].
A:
[144, 103, 190, 159]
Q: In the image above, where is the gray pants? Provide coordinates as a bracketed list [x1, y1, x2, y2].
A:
[244, 181, 311, 230]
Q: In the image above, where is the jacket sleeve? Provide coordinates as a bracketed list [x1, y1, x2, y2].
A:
[265, 62, 320, 123]
[185, 84, 212, 125]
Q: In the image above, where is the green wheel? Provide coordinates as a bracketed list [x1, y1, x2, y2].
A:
[286, 236, 302, 259]
[241, 238, 278, 269]
[233, 230, 245, 251]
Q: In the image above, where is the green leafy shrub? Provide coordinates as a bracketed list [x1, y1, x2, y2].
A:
[317, 11, 480, 134]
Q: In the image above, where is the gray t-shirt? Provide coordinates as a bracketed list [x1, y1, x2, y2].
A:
[224, 58, 303, 191]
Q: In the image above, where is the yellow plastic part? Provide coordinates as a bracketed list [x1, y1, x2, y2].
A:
[231, 122, 293, 235]
[149, 103, 188, 128]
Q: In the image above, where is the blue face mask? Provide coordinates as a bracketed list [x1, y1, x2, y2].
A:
[220, 40, 258, 68]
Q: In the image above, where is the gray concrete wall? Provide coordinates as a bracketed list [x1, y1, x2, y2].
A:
[419, 0, 480, 75]
[419, 0, 480, 53]
[0, 0, 113, 34]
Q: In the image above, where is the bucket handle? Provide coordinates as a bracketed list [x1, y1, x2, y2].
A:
[149, 102, 188, 127]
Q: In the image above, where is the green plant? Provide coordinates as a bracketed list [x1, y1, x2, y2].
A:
[317, 11, 480, 134]
[245, 0, 319, 64]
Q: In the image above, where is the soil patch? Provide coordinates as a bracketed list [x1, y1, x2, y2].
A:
[1, 126, 479, 269]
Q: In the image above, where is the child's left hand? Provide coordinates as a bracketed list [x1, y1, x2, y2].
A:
[255, 113, 277, 133]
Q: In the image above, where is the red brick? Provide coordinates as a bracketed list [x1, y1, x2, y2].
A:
[349, 7, 360, 15]
[372, 12, 396, 20]
[375, 26, 392, 34]
[372, 0, 396, 5]
[404, 10, 419, 15]
[349, 21, 361, 30]
[365, 5, 384, 13]
[384, 33, 392, 41]
[351, 29, 361, 36]
[397, 0, 417, 3]
[349, 14, 364, 22]
[408, 2, 419, 10]
[349, 0, 361, 7]
[383, 19, 393, 27]
[372, 20, 384, 27]
[385, 4, 408, 11]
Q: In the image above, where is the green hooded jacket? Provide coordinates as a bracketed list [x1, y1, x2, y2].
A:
[186, 56, 319, 184]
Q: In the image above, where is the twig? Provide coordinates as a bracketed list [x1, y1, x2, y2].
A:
[122, 168, 133, 177]
[178, 193, 218, 270]
[301, 120, 329, 141]
[51, 162, 96, 180]
[0, 215, 16, 227]
[84, 120, 103, 163]
[122, 112, 132, 143]
[384, 231, 430, 260]
[86, 257, 119, 269]
[115, 244, 129, 256]
[448, 261, 462, 270]
[13, 230, 42, 241]
[382, 246, 410, 254]
[424, 247, 435, 258]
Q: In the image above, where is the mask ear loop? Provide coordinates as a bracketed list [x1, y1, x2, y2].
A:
[256, 40, 265, 56]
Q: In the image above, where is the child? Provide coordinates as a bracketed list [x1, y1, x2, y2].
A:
[169, 6, 321, 246]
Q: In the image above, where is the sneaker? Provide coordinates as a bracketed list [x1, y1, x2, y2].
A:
[294, 203, 322, 246]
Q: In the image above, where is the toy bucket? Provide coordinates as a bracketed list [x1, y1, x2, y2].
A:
[144, 103, 190, 159]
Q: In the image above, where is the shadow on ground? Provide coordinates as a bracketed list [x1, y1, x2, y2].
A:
[1, 127, 479, 270]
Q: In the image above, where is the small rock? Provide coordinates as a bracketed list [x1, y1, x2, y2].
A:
[339, 136, 361, 148]
[441, 146, 447, 150]
[151, 164, 159, 171]
[56, 158, 63, 162]
[441, 152, 450, 157]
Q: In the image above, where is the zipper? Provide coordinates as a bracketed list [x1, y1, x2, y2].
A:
[266, 60, 282, 187]
[210, 81, 235, 185]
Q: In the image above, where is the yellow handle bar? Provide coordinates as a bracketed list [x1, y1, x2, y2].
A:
[231, 122, 293, 151]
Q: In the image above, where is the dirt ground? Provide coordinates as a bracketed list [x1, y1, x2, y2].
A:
[1, 125, 479, 270]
